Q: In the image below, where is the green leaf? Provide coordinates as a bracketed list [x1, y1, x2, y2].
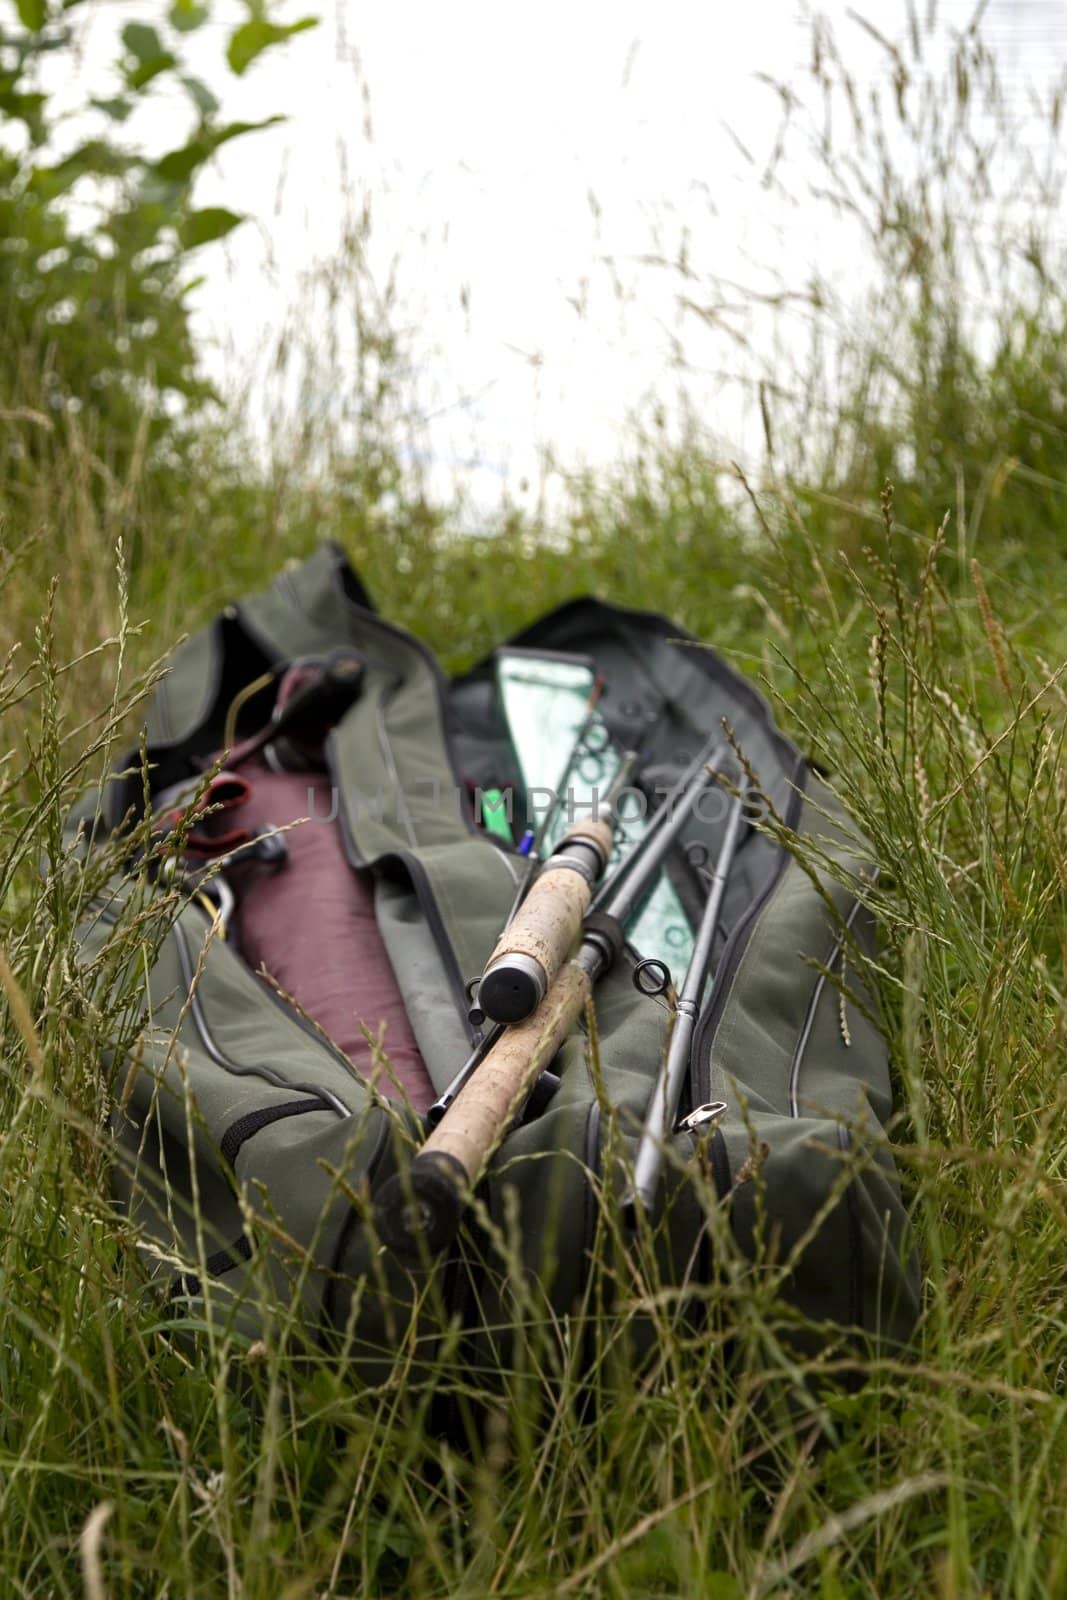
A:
[136, 170, 186, 208]
[153, 116, 283, 182]
[0, 88, 47, 142]
[32, 139, 138, 198]
[120, 21, 175, 88]
[169, 0, 209, 30]
[15, 0, 48, 29]
[226, 15, 316, 76]
[104, 196, 173, 253]
[121, 21, 164, 63]
[90, 95, 134, 122]
[180, 74, 219, 119]
[64, 139, 137, 177]
[126, 52, 177, 90]
[178, 206, 243, 249]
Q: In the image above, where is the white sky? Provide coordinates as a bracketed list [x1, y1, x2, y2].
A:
[57, 0, 1067, 512]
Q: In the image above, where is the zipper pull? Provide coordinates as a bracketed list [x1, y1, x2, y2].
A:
[674, 1099, 728, 1135]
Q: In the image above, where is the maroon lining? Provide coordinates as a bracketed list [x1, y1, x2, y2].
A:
[218, 758, 434, 1110]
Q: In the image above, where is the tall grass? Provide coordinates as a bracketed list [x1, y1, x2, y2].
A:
[1, 6, 1066, 1597]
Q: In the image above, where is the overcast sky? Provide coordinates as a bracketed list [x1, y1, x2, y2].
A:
[63, 1, 1067, 510]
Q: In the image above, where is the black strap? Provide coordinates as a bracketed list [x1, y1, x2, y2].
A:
[173, 1233, 253, 1301]
[220, 1097, 325, 1171]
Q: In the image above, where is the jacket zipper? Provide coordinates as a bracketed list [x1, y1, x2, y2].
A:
[172, 914, 353, 1117]
[324, 732, 480, 1048]
[94, 889, 370, 1095]
[689, 763, 808, 1107]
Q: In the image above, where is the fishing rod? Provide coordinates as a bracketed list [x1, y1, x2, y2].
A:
[426, 1025, 503, 1126]
[374, 743, 732, 1259]
[587, 731, 727, 917]
[476, 728, 728, 1024]
[476, 750, 638, 1025]
[427, 1022, 565, 1129]
[621, 775, 748, 1225]
[437, 747, 638, 1111]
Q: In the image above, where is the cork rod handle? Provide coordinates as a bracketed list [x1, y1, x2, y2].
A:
[374, 961, 592, 1258]
[477, 815, 613, 1023]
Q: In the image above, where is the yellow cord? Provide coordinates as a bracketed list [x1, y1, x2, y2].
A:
[222, 670, 276, 753]
[193, 891, 227, 940]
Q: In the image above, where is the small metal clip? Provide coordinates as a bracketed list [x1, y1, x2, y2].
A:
[674, 1099, 728, 1135]
[215, 827, 288, 871]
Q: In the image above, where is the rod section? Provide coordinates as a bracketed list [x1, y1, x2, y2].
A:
[621, 779, 748, 1223]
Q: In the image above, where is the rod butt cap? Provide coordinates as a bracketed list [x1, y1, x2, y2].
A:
[374, 1150, 467, 1260]
[478, 953, 545, 1023]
